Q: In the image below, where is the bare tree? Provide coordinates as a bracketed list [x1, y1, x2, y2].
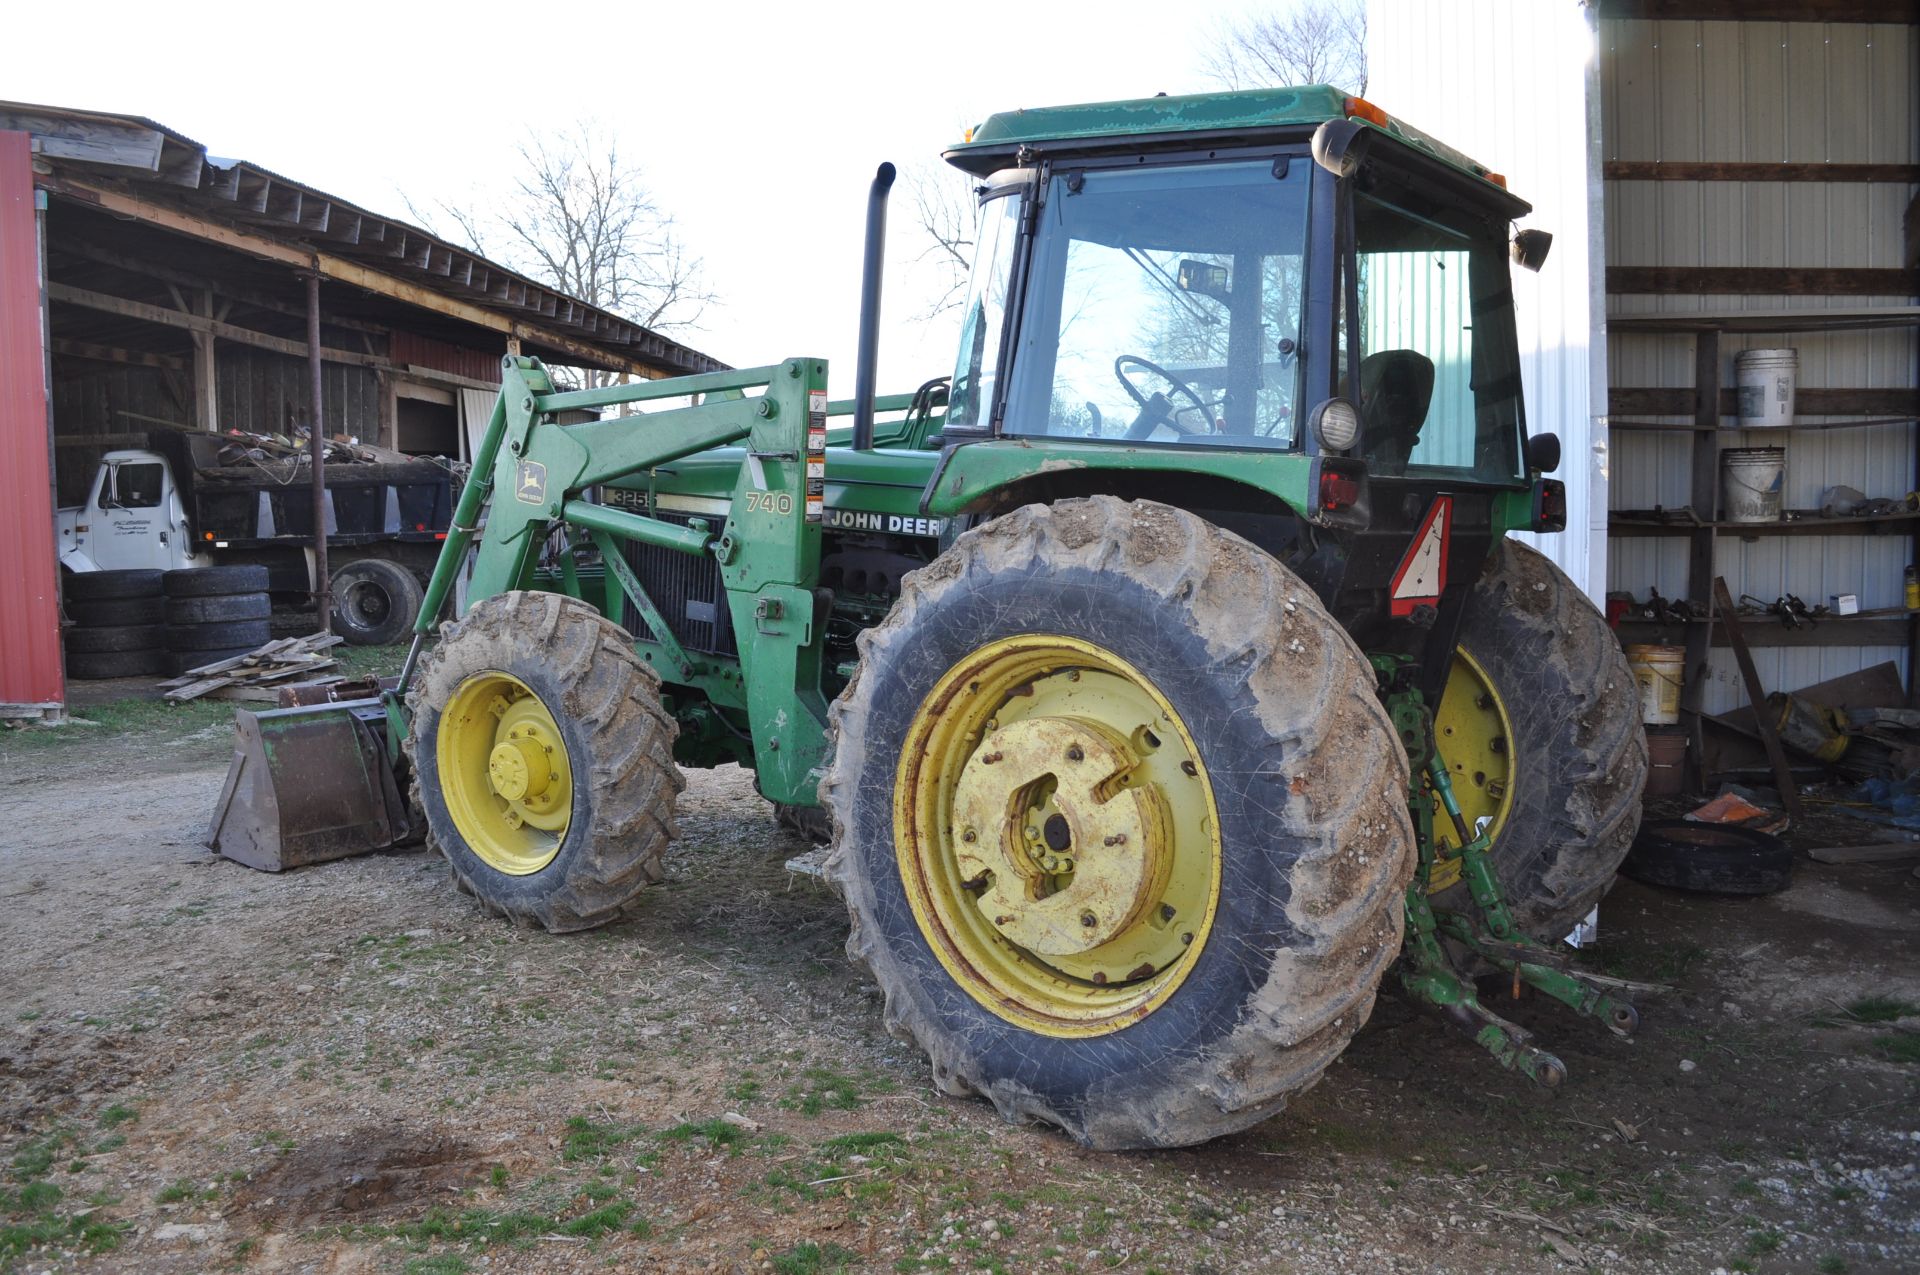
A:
[905, 160, 978, 319]
[1201, 2, 1368, 96]
[410, 122, 714, 346]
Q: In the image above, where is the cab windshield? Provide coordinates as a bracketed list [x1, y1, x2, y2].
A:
[1002, 157, 1310, 448]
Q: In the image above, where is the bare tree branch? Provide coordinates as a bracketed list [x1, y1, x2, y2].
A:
[906, 160, 978, 319]
[405, 122, 715, 389]
[1201, 2, 1368, 96]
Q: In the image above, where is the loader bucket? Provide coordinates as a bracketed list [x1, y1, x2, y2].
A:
[207, 699, 416, 871]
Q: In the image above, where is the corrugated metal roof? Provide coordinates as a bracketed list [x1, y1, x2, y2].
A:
[0, 100, 726, 379]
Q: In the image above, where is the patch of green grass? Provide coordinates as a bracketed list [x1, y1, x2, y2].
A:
[1731, 1177, 1761, 1198]
[561, 1116, 645, 1161]
[3, 694, 236, 756]
[402, 1257, 469, 1275]
[0, 1178, 129, 1264]
[156, 1177, 215, 1204]
[9, 1132, 68, 1183]
[557, 1201, 631, 1237]
[820, 1131, 903, 1154]
[1744, 1228, 1784, 1258]
[1830, 995, 1920, 1024]
[783, 1067, 867, 1115]
[1868, 1033, 1920, 1065]
[771, 1240, 861, 1275]
[1818, 1257, 1849, 1274]
[1596, 940, 1705, 983]
[97, 1103, 137, 1129]
[660, 1118, 747, 1152]
[489, 1165, 508, 1190]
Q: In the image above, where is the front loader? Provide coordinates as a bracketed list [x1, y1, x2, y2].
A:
[211, 86, 1648, 1150]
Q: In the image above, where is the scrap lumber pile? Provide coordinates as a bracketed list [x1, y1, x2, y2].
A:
[158, 634, 345, 703]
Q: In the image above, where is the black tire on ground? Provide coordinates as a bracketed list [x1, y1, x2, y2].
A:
[773, 803, 833, 845]
[1621, 820, 1793, 895]
[164, 619, 272, 652]
[65, 569, 164, 601]
[164, 646, 261, 677]
[67, 595, 166, 627]
[67, 648, 166, 680]
[823, 497, 1416, 1150]
[63, 624, 165, 654]
[331, 558, 423, 646]
[1431, 539, 1649, 943]
[165, 593, 271, 625]
[162, 565, 271, 598]
[408, 591, 684, 932]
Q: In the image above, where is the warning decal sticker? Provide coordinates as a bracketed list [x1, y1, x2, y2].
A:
[1389, 496, 1452, 617]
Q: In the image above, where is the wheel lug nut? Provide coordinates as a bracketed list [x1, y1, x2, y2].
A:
[1103, 833, 1127, 846]
[1181, 761, 1198, 776]
[1091, 971, 1108, 985]
[1066, 745, 1084, 762]
[1160, 903, 1176, 921]
[961, 828, 977, 843]
[1180, 932, 1194, 945]
[1080, 911, 1097, 928]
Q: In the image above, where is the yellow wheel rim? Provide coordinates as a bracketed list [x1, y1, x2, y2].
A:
[1430, 646, 1514, 892]
[894, 636, 1221, 1038]
[437, 671, 574, 875]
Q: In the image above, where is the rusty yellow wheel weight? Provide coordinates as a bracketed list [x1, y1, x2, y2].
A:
[894, 636, 1220, 1037]
[438, 672, 574, 875]
[1430, 647, 1514, 891]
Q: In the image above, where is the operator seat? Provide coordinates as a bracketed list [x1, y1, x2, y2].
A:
[1358, 350, 1436, 476]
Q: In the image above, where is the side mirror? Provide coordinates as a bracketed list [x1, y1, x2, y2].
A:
[1177, 258, 1230, 303]
[1512, 228, 1553, 273]
[1311, 118, 1373, 179]
[1525, 431, 1562, 474]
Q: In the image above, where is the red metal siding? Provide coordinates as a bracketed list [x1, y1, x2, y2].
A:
[0, 131, 63, 711]
[389, 331, 503, 385]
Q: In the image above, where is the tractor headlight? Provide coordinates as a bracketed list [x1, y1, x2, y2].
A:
[1309, 398, 1360, 453]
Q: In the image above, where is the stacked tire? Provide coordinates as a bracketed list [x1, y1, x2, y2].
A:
[162, 566, 272, 676]
[64, 570, 167, 679]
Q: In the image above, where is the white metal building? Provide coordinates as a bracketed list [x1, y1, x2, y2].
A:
[1369, 0, 1919, 717]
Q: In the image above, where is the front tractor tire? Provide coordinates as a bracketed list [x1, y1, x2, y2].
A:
[1431, 540, 1648, 942]
[408, 591, 683, 932]
[823, 497, 1416, 1150]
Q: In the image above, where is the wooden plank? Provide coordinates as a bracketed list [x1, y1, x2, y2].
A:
[1611, 510, 1920, 536]
[1596, 0, 1920, 19]
[53, 238, 390, 335]
[1604, 161, 1920, 183]
[1607, 267, 1920, 296]
[1713, 577, 1804, 818]
[47, 281, 388, 370]
[1805, 842, 1920, 864]
[1608, 306, 1920, 334]
[1610, 386, 1920, 416]
[1611, 415, 1918, 433]
[49, 338, 184, 371]
[1683, 333, 1720, 789]
[1615, 618, 1913, 648]
[0, 108, 164, 170]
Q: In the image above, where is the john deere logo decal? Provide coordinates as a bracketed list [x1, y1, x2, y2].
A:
[514, 460, 548, 506]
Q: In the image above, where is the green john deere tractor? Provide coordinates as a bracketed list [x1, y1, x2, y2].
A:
[214, 85, 1647, 1150]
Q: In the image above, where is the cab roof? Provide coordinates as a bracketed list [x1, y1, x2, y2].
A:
[944, 84, 1517, 206]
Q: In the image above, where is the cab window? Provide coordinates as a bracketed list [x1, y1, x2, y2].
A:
[109, 462, 165, 508]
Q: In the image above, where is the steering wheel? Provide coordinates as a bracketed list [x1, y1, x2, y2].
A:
[1115, 355, 1216, 440]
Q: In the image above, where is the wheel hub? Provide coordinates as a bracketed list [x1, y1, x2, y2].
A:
[952, 716, 1170, 956]
[437, 672, 574, 874]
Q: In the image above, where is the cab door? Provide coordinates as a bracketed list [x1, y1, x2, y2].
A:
[90, 458, 177, 571]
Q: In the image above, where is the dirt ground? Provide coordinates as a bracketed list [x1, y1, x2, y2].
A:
[1, 682, 1917, 1275]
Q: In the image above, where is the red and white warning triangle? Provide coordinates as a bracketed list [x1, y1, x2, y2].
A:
[1390, 496, 1452, 617]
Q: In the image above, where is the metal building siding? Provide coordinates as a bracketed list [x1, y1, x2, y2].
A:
[1602, 18, 1919, 712]
[389, 332, 503, 385]
[0, 131, 65, 713]
[1367, 0, 1611, 600]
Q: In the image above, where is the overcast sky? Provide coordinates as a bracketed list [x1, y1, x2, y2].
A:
[10, 0, 1292, 392]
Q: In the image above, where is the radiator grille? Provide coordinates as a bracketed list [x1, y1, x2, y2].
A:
[616, 512, 737, 659]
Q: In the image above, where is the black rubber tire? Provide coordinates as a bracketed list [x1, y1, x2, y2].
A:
[66, 569, 163, 601]
[408, 590, 684, 932]
[823, 497, 1416, 1150]
[67, 648, 165, 680]
[67, 595, 166, 627]
[774, 803, 833, 845]
[331, 558, 423, 646]
[1430, 539, 1649, 943]
[1621, 820, 1793, 895]
[162, 565, 271, 598]
[64, 624, 164, 654]
[165, 592, 270, 625]
[164, 619, 272, 652]
[165, 646, 260, 677]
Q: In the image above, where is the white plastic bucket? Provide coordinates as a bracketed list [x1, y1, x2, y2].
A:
[1721, 446, 1785, 523]
[1735, 348, 1797, 427]
[1625, 645, 1684, 725]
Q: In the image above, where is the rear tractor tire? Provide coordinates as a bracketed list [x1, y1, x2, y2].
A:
[1429, 539, 1648, 943]
[823, 497, 1416, 1150]
[407, 591, 683, 932]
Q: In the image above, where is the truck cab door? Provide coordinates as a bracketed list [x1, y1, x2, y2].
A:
[91, 457, 176, 572]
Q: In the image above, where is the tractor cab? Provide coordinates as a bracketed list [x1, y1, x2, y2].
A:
[927, 86, 1563, 670]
